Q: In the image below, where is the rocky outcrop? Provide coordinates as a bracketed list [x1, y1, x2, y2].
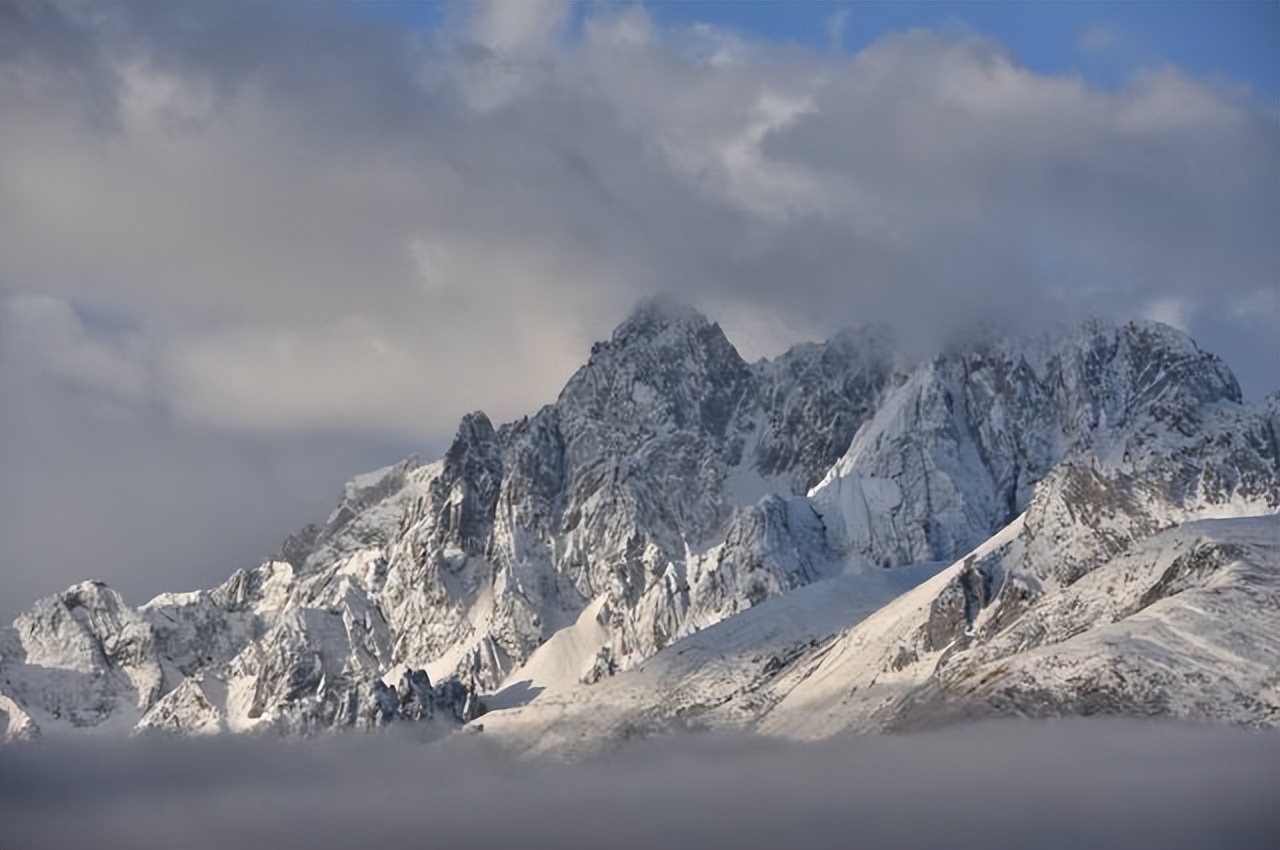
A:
[0, 688, 41, 741]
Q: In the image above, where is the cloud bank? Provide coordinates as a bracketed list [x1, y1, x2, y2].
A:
[0, 720, 1276, 850]
[1, 1, 1276, 615]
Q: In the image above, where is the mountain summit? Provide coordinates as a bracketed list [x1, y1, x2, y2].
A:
[2, 303, 1276, 743]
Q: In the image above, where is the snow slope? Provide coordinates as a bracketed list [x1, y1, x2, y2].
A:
[758, 514, 1279, 736]
[477, 511, 1276, 754]
[476, 525, 1009, 755]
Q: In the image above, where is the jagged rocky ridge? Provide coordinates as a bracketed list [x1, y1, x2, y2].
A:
[1, 301, 1276, 741]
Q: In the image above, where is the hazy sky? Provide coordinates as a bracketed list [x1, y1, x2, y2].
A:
[1, 1, 1277, 618]
[1, 720, 1276, 849]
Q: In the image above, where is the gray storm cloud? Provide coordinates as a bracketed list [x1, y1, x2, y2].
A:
[0, 1, 1276, 616]
[0, 720, 1276, 850]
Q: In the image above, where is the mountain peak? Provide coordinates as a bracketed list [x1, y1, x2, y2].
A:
[609, 297, 712, 346]
[4, 304, 1275, 744]
[576, 297, 746, 386]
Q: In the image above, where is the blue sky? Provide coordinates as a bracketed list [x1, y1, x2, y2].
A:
[351, 1, 1280, 102]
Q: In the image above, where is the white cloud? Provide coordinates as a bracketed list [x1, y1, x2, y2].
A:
[1078, 24, 1118, 56]
[117, 57, 217, 134]
[827, 8, 851, 53]
[582, 5, 654, 49]
[467, 0, 568, 56]
[1, 294, 155, 404]
[1142, 296, 1192, 332]
[714, 90, 826, 220]
[2, 4, 1275, 435]
[442, 0, 570, 111]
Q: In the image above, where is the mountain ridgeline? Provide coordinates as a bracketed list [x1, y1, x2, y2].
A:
[2, 301, 1276, 741]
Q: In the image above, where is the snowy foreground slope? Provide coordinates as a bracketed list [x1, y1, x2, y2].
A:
[483, 515, 1279, 756]
[1, 302, 1276, 744]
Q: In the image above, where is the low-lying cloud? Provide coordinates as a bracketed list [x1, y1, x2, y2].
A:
[1, 720, 1275, 850]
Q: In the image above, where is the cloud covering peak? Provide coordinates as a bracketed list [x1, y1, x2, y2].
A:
[0, 0, 1275, 616]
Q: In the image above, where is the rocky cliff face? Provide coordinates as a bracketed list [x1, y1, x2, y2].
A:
[809, 320, 1252, 569]
[2, 301, 1275, 741]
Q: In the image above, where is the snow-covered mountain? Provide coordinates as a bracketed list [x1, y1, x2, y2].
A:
[2, 301, 1276, 744]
